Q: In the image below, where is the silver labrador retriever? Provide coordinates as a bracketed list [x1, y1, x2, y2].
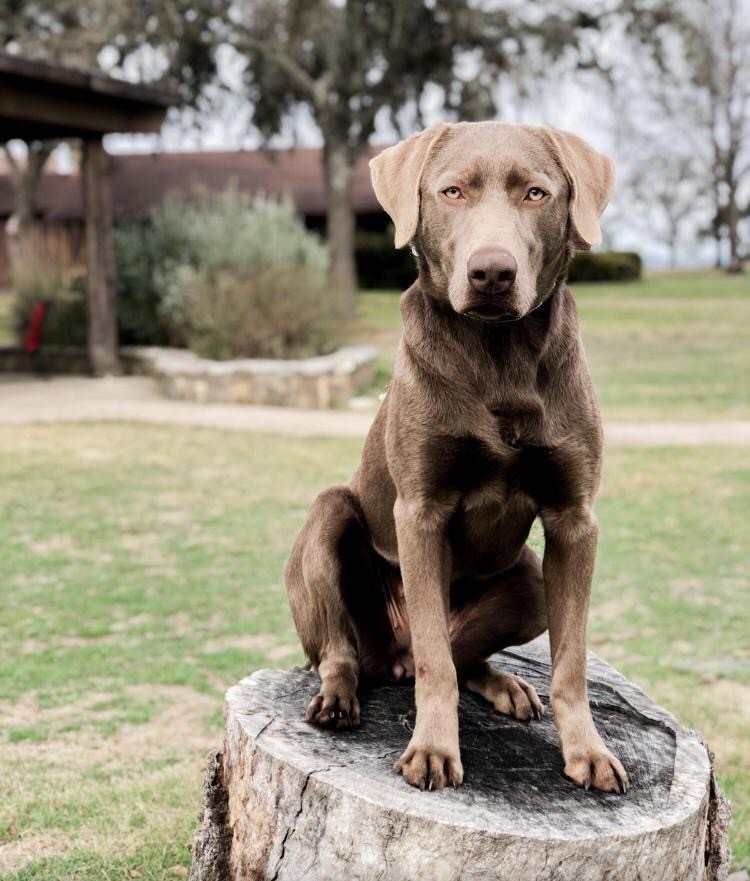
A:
[285, 121, 628, 794]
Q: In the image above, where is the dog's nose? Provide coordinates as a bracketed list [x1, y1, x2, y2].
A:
[467, 247, 518, 295]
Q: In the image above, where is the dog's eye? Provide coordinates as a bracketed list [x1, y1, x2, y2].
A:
[442, 186, 463, 200]
[525, 187, 547, 202]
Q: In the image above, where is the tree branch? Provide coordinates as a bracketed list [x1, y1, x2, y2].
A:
[240, 34, 322, 107]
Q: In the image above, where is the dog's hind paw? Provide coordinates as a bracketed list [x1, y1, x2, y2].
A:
[465, 668, 545, 721]
[305, 689, 360, 730]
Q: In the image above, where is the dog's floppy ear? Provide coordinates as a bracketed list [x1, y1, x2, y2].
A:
[543, 126, 615, 250]
[369, 122, 450, 249]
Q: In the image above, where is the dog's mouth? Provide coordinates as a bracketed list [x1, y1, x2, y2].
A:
[462, 304, 521, 324]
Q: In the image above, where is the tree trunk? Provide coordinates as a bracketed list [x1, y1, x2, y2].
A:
[4, 194, 32, 278]
[82, 138, 120, 376]
[709, 139, 725, 270]
[3, 141, 56, 273]
[667, 222, 679, 269]
[714, 230, 723, 269]
[323, 140, 357, 315]
[190, 636, 731, 881]
[726, 187, 743, 273]
[11, 174, 36, 235]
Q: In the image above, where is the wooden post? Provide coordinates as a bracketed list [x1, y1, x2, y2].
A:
[82, 137, 120, 376]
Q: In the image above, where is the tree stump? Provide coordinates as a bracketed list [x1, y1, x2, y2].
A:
[189, 636, 731, 881]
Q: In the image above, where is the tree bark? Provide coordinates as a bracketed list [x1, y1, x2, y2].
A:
[190, 636, 731, 881]
[3, 141, 56, 272]
[323, 140, 357, 315]
[666, 215, 679, 269]
[726, 186, 743, 273]
[710, 146, 725, 269]
[82, 137, 120, 376]
[8, 165, 37, 236]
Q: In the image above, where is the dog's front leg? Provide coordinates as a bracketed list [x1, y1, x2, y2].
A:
[542, 506, 629, 793]
[393, 497, 463, 791]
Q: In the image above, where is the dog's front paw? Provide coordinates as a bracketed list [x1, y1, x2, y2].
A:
[305, 688, 360, 729]
[563, 741, 629, 794]
[394, 741, 464, 791]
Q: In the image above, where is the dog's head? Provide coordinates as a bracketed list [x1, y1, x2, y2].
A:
[370, 121, 614, 323]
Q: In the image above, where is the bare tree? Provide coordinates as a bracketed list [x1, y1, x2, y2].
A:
[616, 138, 710, 267]
[621, 0, 750, 271]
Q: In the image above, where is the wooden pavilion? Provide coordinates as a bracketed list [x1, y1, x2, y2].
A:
[0, 52, 174, 374]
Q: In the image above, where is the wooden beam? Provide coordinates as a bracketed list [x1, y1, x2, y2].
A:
[0, 85, 166, 137]
[0, 51, 173, 138]
[82, 138, 120, 376]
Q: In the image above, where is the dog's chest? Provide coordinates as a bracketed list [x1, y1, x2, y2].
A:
[489, 401, 545, 451]
[443, 430, 575, 576]
[456, 438, 573, 510]
[435, 401, 575, 513]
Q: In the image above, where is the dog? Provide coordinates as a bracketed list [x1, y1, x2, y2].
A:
[285, 121, 628, 795]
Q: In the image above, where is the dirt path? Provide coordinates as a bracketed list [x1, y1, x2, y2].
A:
[1, 375, 749, 445]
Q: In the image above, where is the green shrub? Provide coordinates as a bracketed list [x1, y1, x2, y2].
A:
[147, 188, 345, 359]
[184, 266, 342, 360]
[568, 250, 642, 283]
[114, 222, 185, 346]
[10, 229, 87, 347]
[355, 229, 417, 290]
[115, 189, 345, 355]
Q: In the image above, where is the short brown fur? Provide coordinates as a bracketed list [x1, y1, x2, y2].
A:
[285, 121, 627, 794]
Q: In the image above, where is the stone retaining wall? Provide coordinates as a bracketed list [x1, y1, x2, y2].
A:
[121, 345, 379, 409]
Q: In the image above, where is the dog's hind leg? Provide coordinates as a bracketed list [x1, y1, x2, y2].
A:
[450, 546, 548, 721]
[285, 486, 391, 729]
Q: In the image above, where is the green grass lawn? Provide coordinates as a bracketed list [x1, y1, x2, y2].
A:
[0, 424, 748, 878]
[352, 269, 750, 420]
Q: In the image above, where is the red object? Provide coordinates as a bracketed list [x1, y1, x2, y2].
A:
[23, 301, 49, 353]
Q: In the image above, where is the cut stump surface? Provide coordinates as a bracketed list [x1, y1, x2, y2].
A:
[190, 636, 730, 881]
